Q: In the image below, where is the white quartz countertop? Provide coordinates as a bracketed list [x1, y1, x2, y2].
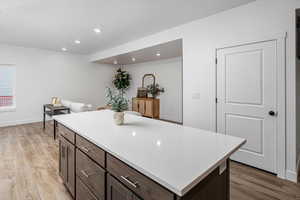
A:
[54, 110, 245, 196]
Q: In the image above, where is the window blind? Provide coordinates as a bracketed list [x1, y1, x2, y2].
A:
[0, 67, 15, 107]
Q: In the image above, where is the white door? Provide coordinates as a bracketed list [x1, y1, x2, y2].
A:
[217, 40, 277, 173]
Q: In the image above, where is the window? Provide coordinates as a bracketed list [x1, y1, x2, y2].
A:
[0, 66, 15, 111]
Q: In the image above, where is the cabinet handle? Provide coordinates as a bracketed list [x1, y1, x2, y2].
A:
[80, 146, 90, 153]
[81, 170, 89, 178]
[121, 176, 139, 188]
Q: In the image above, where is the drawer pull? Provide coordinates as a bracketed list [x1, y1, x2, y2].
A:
[81, 170, 98, 178]
[121, 176, 139, 188]
[81, 170, 89, 178]
[81, 146, 90, 153]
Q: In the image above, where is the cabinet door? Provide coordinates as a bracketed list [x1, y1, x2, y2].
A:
[76, 149, 105, 200]
[132, 98, 139, 112]
[59, 138, 68, 182]
[144, 100, 153, 118]
[66, 140, 75, 197]
[107, 174, 141, 200]
[138, 100, 145, 115]
[59, 137, 75, 197]
[153, 99, 160, 119]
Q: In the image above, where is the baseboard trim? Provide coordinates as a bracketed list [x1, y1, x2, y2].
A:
[0, 118, 42, 128]
[159, 118, 183, 125]
[286, 170, 298, 183]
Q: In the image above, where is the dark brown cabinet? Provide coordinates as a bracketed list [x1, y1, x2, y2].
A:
[107, 174, 141, 200]
[56, 121, 229, 200]
[59, 136, 75, 197]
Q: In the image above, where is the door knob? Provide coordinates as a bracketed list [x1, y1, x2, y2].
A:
[269, 111, 277, 116]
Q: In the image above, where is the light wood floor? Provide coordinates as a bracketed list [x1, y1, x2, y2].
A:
[0, 122, 299, 200]
[0, 122, 72, 200]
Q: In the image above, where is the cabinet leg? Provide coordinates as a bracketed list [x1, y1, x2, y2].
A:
[54, 120, 57, 140]
[43, 113, 46, 130]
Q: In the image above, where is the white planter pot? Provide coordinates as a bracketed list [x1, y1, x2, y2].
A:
[113, 112, 124, 125]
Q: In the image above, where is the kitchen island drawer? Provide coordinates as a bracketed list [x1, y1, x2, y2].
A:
[76, 149, 105, 200]
[58, 123, 75, 144]
[76, 177, 98, 200]
[107, 154, 174, 200]
[76, 134, 105, 167]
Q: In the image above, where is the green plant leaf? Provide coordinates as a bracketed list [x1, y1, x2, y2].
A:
[113, 68, 131, 91]
[105, 87, 129, 112]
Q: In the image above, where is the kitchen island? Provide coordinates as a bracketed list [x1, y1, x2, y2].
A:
[54, 110, 245, 200]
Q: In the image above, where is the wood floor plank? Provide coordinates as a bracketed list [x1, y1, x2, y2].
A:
[230, 162, 300, 200]
[0, 123, 72, 200]
[0, 122, 300, 200]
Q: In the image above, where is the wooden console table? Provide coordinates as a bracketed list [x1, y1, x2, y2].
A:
[132, 98, 160, 119]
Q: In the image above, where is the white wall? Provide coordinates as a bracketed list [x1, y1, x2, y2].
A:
[297, 56, 300, 172]
[123, 57, 183, 123]
[90, 0, 300, 181]
[296, 9, 300, 172]
[0, 44, 114, 127]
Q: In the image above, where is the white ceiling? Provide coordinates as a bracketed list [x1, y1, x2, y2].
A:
[0, 0, 254, 54]
[98, 39, 182, 65]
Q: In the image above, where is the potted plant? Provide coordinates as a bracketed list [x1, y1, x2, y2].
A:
[146, 84, 165, 98]
[106, 88, 129, 125]
[113, 68, 131, 94]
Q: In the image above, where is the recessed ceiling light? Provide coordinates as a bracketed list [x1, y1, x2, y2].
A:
[132, 57, 136, 62]
[113, 60, 118, 65]
[156, 51, 161, 57]
[93, 28, 101, 34]
[156, 140, 161, 146]
[61, 47, 67, 52]
[74, 40, 81, 44]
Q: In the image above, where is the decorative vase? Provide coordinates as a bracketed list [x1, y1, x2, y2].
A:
[113, 112, 125, 125]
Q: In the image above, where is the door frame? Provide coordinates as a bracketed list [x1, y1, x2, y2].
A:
[215, 32, 287, 179]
